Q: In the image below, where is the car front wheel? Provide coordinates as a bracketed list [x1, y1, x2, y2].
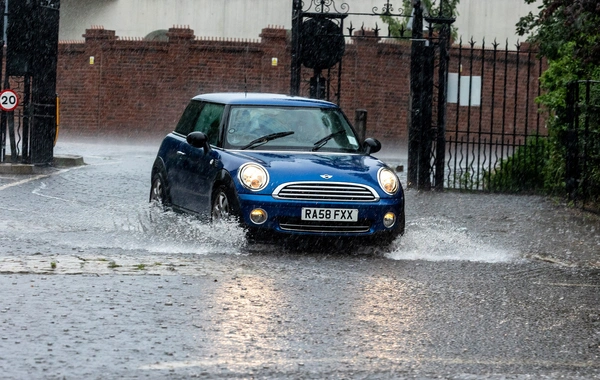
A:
[150, 171, 170, 207]
[211, 185, 232, 222]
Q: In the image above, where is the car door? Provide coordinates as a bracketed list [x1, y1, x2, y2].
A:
[166, 101, 202, 208]
[174, 102, 225, 214]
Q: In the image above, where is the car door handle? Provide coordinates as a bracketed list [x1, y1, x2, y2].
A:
[176, 151, 186, 156]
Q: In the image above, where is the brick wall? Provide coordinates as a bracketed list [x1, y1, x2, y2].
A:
[56, 26, 545, 144]
[57, 26, 290, 140]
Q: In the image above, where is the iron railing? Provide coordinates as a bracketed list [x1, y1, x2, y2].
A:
[439, 39, 547, 192]
[566, 80, 600, 208]
[291, 0, 415, 103]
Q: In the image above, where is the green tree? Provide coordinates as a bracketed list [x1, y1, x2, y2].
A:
[381, 0, 460, 40]
[513, 0, 600, 200]
[516, 0, 600, 69]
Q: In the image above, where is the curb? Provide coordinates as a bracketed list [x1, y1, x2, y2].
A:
[53, 154, 85, 168]
[0, 154, 85, 175]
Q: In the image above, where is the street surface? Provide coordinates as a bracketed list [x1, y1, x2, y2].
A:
[0, 138, 599, 379]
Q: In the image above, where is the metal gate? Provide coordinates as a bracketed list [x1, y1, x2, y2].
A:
[0, 0, 61, 165]
[437, 40, 546, 192]
[406, 6, 454, 190]
[291, 0, 426, 103]
[566, 80, 600, 207]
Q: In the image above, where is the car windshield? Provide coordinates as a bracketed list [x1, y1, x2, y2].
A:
[224, 106, 361, 152]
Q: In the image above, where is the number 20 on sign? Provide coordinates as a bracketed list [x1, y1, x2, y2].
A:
[0, 90, 19, 112]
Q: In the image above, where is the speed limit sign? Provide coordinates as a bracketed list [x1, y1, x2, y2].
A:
[0, 90, 19, 112]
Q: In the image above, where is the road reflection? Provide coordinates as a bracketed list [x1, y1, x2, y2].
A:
[346, 276, 432, 361]
[176, 260, 434, 372]
[192, 274, 289, 366]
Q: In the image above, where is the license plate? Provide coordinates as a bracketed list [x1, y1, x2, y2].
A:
[301, 208, 358, 222]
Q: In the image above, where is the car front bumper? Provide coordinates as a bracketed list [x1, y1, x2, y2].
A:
[236, 193, 404, 237]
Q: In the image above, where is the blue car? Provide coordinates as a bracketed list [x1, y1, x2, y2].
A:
[150, 93, 405, 243]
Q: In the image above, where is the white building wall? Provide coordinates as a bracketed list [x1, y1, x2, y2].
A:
[60, 0, 293, 40]
[60, 0, 539, 46]
[454, 0, 539, 46]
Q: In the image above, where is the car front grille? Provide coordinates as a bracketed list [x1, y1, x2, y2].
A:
[272, 182, 379, 202]
[278, 220, 372, 234]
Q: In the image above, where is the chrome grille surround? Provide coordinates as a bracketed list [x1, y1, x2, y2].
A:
[272, 182, 380, 202]
[278, 222, 371, 233]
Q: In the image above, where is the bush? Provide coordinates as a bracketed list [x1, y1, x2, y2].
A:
[484, 136, 550, 193]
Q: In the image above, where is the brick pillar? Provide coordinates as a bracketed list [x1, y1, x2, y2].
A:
[80, 27, 117, 133]
[351, 29, 381, 45]
[166, 27, 195, 43]
[260, 26, 288, 94]
[82, 26, 117, 43]
[166, 27, 195, 103]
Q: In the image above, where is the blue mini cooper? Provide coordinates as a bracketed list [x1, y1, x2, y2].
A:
[150, 93, 405, 242]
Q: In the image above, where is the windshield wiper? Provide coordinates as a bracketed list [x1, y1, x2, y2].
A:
[312, 130, 345, 151]
[240, 131, 294, 150]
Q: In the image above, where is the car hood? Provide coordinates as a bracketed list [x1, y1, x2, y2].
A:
[226, 151, 391, 192]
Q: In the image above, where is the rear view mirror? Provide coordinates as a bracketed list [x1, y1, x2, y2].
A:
[186, 131, 212, 153]
[363, 138, 381, 155]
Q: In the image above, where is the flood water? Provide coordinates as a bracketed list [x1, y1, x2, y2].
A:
[0, 139, 524, 264]
[1, 139, 599, 379]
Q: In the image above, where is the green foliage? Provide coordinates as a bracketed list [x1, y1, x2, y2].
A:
[536, 43, 581, 113]
[515, 1, 600, 207]
[484, 137, 550, 193]
[516, 0, 600, 68]
[381, 0, 460, 40]
[380, 15, 409, 38]
[537, 54, 600, 196]
[573, 79, 600, 204]
[458, 168, 478, 190]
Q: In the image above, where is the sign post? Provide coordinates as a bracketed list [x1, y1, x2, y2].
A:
[0, 89, 20, 162]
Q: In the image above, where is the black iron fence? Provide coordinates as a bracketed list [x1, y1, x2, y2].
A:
[290, 0, 415, 104]
[566, 80, 600, 208]
[436, 39, 547, 192]
[1, 0, 60, 165]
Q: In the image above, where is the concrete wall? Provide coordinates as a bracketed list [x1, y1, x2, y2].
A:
[60, 0, 540, 46]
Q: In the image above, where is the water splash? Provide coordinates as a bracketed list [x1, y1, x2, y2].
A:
[137, 205, 247, 254]
[386, 217, 517, 263]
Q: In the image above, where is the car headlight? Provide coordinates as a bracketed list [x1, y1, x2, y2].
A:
[238, 163, 269, 191]
[378, 167, 399, 195]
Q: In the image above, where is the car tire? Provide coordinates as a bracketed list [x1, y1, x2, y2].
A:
[245, 227, 272, 243]
[373, 219, 404, 246]
[149, 170, 170, 208]
[379, 231, 399, 246]
[397, 211, 406, 236]
[211, 185, 232, 222]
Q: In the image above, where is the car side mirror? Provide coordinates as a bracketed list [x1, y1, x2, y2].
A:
[363, 138, 381, 155]
[186, 132, 212, 153]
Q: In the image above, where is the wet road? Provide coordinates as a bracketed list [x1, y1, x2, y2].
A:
[0, 139, 599, 379]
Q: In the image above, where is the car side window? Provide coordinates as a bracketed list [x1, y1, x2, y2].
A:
[174, 101, 203, 136]
[194, 102, 225, 145]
